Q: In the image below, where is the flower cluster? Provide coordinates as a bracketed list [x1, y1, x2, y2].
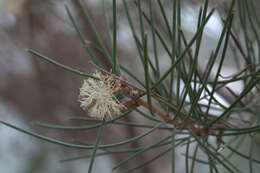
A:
[79, 71, 126, 119]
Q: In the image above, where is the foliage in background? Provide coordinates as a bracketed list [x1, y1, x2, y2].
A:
[1, 0, 260, 172]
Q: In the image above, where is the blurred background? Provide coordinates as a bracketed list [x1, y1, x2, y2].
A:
[0, 0, 259, 173]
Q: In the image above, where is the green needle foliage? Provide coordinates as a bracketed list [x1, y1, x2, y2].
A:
[1, 0, 260, 172]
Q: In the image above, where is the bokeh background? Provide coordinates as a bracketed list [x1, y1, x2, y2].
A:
[0, 0, 259, 173]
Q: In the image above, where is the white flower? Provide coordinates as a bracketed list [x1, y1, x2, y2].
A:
[79, 71, 126, 119]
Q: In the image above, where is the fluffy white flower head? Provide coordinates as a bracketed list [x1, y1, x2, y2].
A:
[79, 71, 126, 119]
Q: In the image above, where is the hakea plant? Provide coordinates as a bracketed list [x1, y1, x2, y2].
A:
[0, 0, 260, 173]
[79, 70, 250, 140]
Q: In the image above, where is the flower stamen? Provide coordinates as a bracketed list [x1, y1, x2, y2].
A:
[79, 71, 126, 119]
